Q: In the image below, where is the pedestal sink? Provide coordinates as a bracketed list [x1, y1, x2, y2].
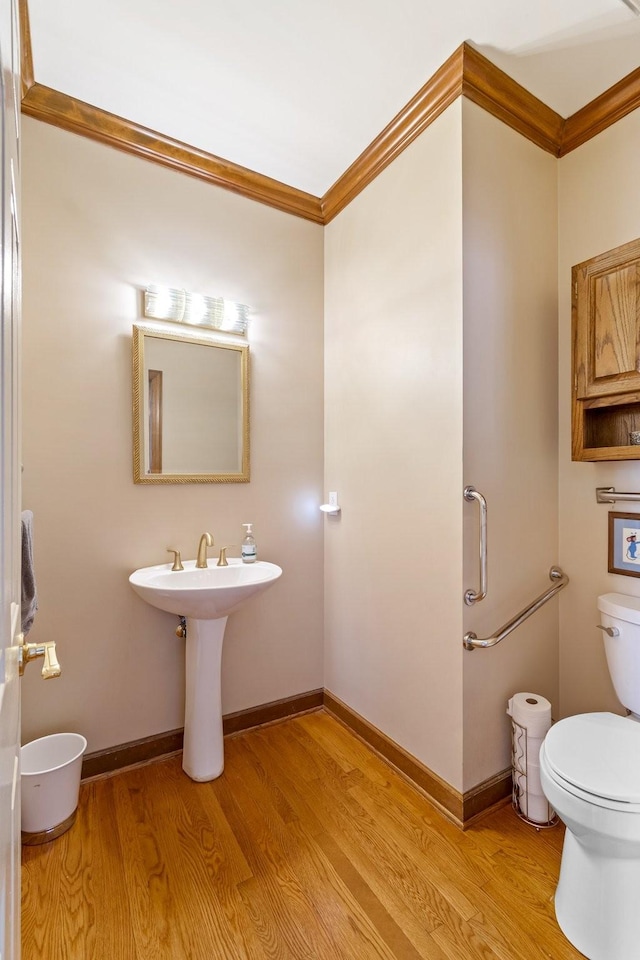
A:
[129, 558, 282, 781]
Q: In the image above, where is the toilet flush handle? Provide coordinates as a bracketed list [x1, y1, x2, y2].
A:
[596, 624, 620, 637]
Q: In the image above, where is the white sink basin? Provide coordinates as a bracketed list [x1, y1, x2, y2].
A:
[129, 555, 283, 783]
[129, 558, 282, 620]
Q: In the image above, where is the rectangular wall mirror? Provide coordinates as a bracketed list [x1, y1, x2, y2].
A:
[132, 325, 250, 483]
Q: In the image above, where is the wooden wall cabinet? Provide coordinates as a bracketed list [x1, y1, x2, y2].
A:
[572, 236, 640, 460]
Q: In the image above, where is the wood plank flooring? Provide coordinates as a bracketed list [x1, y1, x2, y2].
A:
[21, 710, 582, 959]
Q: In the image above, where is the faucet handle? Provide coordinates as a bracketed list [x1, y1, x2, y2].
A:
[167, 548, 184, 571]
[217, 547, 229, 567]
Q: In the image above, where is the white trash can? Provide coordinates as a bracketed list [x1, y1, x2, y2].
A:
[21, 733, 87, 845]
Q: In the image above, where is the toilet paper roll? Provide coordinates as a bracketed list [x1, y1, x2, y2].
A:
[512, 756, 551, 822]
[507, 692, 552, 739]
[524, 756, 544, 799]
[523, 792, 550, 824]
[507, 692, 552, 824]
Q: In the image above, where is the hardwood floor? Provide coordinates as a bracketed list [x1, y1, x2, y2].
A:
[21, 710, 582, 959]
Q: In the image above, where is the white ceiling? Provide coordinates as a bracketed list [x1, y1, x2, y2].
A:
[28, 0, 640, 196]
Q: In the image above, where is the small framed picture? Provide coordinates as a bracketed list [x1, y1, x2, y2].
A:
[608, 512, 640, 577]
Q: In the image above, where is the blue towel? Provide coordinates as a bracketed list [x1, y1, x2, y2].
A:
[21, 510, 37, 635]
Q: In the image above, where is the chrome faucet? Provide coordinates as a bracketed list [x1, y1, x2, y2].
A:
[196, 532, 214, 568]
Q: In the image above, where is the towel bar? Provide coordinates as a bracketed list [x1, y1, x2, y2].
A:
[596, 487, 640, 504]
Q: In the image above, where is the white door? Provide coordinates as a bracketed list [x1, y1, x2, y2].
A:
[0, 0, 22, 957]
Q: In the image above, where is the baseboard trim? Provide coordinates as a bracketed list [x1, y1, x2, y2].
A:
[81, 687, 511, 826]
[323, 691, 465, 824]
[461, 768, 512, 827]
[81, 728, 184, 780]
[323, 690, 511, 827]
[81, 689, 324, 780]
[222, 688, 324, 737]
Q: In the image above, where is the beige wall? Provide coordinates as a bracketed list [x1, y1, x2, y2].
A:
[558, 110, 640, 719]
[461, 101, 559, 789]
[323, 99, 561, 794]
[21, 118, 324, 752]
[23, 93, 640, 793]
[324, 103, 465, 790]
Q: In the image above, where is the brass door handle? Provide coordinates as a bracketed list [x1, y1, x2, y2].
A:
[18, 635, 61, 679]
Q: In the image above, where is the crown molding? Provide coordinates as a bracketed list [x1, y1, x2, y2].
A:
[20, 83, 323, 223]
[321, 43, 565, 223]
[320, 45, 465, 223]
[18, 0, 640, 224]
[18, 0, 34, 99]
[560, 63, 640, 156]
[461, 44, 564, 156]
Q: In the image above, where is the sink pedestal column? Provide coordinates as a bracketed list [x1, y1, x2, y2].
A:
[182, 616, 228, 781]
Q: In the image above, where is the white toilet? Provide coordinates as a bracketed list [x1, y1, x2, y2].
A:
[540, 592, 640, 960]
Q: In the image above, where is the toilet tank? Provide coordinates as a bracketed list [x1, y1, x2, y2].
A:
[598, 593, 640, 714]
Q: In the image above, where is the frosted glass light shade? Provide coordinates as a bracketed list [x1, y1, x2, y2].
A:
[144, 284, 250, 336]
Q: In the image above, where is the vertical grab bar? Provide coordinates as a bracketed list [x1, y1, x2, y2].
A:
[464, 486, 487, 605]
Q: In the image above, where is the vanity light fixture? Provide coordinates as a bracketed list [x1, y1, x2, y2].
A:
[144, 284, 250, 336]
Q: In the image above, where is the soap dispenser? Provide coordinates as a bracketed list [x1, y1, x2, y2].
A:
[241, 523, 257, 563]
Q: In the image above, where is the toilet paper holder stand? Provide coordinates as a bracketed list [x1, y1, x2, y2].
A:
[510, 717, 558, 829]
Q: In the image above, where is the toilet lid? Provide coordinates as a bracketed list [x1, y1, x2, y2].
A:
[544, 712, 640, 803]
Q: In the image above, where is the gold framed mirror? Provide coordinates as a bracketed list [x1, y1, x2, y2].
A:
[132, 325, 250, 483]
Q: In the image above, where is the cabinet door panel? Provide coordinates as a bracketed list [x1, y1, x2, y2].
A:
[593, 263, 640, 381]
[574, 239, 640, 400]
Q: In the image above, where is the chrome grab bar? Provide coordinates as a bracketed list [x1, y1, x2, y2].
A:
[463, 566, 569, 651]
[464, 486, 487, 605]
